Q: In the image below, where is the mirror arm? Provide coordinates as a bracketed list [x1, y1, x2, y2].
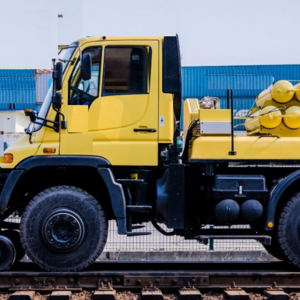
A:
[52, 104, 67, 129]
[52, 107, 65, 121]
[35, 115, 57, 125]
[33, 121, 58, 131]
[33, 115, 59, 131]
[24, 116, 59, 136]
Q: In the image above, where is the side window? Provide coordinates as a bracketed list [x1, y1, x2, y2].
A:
[103, 46, 150, 95]
[69, 47, 102, 105]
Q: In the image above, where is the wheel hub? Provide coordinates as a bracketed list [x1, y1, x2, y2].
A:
[42, 209, 85, 251]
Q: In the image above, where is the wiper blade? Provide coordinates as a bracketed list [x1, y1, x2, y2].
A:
[58, 58, 76, 63]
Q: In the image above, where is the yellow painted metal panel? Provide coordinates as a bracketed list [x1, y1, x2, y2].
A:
[183, 98, 199, 139]
[199, 109, 231, 121]
[89, 95, 149, 131]
[68, 106, 88, 133]
[30, 108, 60, 144]
[158, 93, 174, 143]
[190, 136, 300, 160]
[85, 40, 159, 165]
[92, 142, 157, 165]
[0, 135, 40, 169]
[60, 134, 93, 154]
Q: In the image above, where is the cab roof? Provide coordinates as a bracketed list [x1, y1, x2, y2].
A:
[75, 36, 164, 46]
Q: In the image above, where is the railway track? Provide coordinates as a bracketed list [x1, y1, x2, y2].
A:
[0, 261, 299, 299]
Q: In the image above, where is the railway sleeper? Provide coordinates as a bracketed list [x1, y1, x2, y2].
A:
[93, 281, 116, 300]
[9, 291, 35, 300]
[48, 291, 72, 300]
[4, 288, 293, 300]
[263, 282, 290, 300]
[224, 282, 249, 300]
[141, 285, 163, 300]
[178, 285, 202, 300]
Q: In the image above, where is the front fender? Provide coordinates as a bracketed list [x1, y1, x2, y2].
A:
[0, 170, 24, 213]
[264, 169, 300, 231]
[1, 155, 128, 235]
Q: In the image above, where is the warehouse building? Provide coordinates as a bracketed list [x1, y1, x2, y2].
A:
[1, 0, 299, 135]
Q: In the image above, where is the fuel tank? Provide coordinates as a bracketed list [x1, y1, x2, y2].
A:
[295, 82, 300, 101]
[271, 80, 294, 103]
[245, 105, 282, 132]
[256, 80, 294, 107]
[283, 106, 300, 129]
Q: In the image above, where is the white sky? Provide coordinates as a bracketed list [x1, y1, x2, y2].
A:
[0, 0, 299, 69]
[0, 0, 58, 69]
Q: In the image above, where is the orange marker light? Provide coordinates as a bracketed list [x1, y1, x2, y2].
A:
[24, 109, 33, 116]
[4, 154, 13, 163]
[43, 148, 56, 154]
[267, 222, 274, 228]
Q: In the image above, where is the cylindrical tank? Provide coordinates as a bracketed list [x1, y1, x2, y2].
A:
[259, 106, 282, 128]
[283, 106, 300, 129]
[271, 80, 294, 103]
[255, 88, 272, 108]
[240, 199, 263, 223]
[215, 199, 240, 223]
[295, 83, 300, 101]
[245, 106, 282, 131]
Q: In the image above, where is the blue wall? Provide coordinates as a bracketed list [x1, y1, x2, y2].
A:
[1, 65, 300, 116]
[0, 70, 36, 110]
[181, 65, 300, 129]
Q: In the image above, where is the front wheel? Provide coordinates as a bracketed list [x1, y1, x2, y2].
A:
[278, 192, 300, 267]
[20, 186, 108, 271]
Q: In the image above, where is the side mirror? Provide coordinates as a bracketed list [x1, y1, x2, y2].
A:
[81, 53, 91, 81]
[54, 61, 63, 90]
[52, 92, 62, 109]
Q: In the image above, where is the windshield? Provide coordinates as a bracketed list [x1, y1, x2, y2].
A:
[58, 46, 76, 72]
[32, 46, 76, 132]
[32, 84, 53, 131]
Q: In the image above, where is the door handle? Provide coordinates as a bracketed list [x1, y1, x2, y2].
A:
[133, 128, 157, 133]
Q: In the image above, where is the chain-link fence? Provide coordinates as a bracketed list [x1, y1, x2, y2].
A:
[104, 221, 264, 252]
[4, 216, 268, 262]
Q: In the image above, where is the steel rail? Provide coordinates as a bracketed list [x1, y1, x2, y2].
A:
[0, 261, 299, 291]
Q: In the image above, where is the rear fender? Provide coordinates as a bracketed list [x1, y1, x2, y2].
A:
[264, 169, 300, 231]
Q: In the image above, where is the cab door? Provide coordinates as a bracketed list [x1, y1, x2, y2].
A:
[88, 41, 159, 166]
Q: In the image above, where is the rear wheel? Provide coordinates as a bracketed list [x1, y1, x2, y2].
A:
[262, 235, 286, 261]
[251, 224, 286, 260]
[2, 230, 25, 262]
[278, 192, 300, 267]
[20, 186, 108, 271]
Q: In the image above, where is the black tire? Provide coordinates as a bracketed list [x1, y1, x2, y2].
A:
[2, 230, 25, 262]
[278, 192, 300, 267]
[20, 186, 108, 271]
[250, 224, 286, 261]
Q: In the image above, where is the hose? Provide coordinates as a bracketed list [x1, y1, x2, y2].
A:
[151, 220, 176, 236]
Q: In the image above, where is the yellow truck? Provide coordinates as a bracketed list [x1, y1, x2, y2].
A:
[1, 36, 300, 272]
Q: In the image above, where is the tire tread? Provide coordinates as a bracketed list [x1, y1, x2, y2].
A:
[20, 185, 108, 272]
